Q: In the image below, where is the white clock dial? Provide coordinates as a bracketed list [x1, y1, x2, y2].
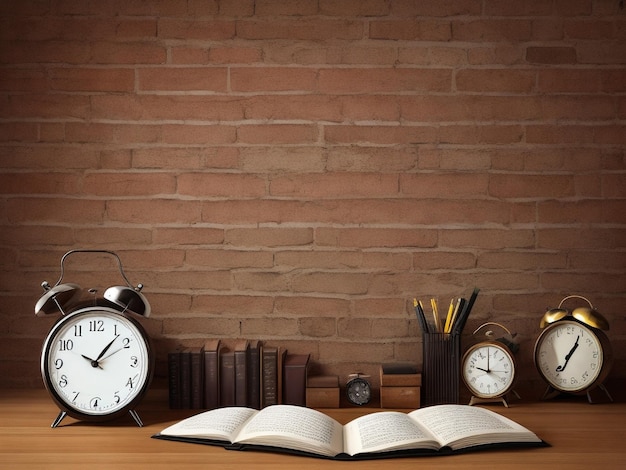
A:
[534, 320, 604, 393]
[462, 343, 515, 398]
[42, 307, 151, 418]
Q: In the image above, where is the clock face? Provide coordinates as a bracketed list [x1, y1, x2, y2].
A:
[41, 307, 152, 420]
[346, 377, 371, 406]
[462, 342, 515, 398]
[534, 320, 604, 393]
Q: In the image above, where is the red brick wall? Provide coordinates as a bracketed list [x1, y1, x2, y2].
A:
[1, 0, 624, 398]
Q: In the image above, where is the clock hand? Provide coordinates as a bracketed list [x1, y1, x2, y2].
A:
[95, 335, 120, 363]
[556, 335, 580, 372]
[487, 347, 490, 372]
[81, 353, 102, 369]
[98, 346, 125, 362]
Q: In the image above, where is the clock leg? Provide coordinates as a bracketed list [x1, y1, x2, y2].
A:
[586, 384, 614, 404]
[128, 409, 144, 427]
[51, 411, 67, 428]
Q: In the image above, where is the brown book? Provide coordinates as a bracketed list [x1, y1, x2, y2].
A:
[202, 339, 221, 410]
[246, 340, 261, 409]
[180, 349, 192, 409]
[167, 350, 182, 409]
[277, 348, 287, 404]
[282, 354, 310, 406]
[260, 346, 277, 408]
[190, 348, 203, 409]
[234, 339, 249, 407]
[220, 349, 235, 407]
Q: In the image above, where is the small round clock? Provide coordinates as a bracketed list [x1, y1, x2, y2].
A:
[534, 295, 613, 403]
[461, 323, 517, 407]
[41, 305, 154, 427]
[346, 373, 371, 406]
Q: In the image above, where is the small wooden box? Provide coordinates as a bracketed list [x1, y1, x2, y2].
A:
[380, 363, 421, 409]
[306, 375, 340, 408]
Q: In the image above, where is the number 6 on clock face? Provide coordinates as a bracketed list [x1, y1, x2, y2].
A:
[41, 306, 154, 426]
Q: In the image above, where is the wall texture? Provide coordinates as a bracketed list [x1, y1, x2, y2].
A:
[0, 0, 625, 399]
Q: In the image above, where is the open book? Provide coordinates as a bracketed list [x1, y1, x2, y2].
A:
[153, 404, 546, 460]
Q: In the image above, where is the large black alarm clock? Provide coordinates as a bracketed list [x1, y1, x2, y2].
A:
[35, 250, 154, 427]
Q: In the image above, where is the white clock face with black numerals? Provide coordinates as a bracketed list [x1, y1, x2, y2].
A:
[41, 307, 152, 419]
[462, 342, 515, 398]
[534, 319, 604, 393]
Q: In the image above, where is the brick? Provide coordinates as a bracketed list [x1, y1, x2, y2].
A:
[236, 124, 318, 144]
[49, 67, 135, 92]
[239, 147, 326, 172]
[90, 41, 166, 64]
[177, 173, 266, 198]
[244, 95, 343, 121]
[270, 173, 398, 198]
[132, 147, 239, 170]
[537, 69, 602, 92]
[526, 46, 577, 64]
[255, 0, 319, 16]
[489, 174, 576, 198]
[236, 18, 364, 40]
[138, 67, 228, 91]
[298, 317, 337, 338]
[186, 249, 274, 269]
[316, 227, 437, 248]
[7, 197, 105, 224]
[369, 19, 452, 41]
[319, 68, 452, 93]
[275, 296, 351, 317]
[83, 172, 177, 196]
[0, 172, 81, 195]
[161, 124, 236, 145]
[231, 67, 317, 92]
[275, 250, 362, 270]
[157, 19, 235, 40]
[326, 146, 417, 172]
[191, 294, 274, 315]
[456, 69, 536, 92]
[292, 272, 370, 295]
[107, 199, 203, 224]
[452, 19, 533, 41]
[439, 229, 535, 249]
[225, 227, 314, 247]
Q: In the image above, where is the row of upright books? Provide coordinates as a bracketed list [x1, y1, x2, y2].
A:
[168, 339, 310, 410]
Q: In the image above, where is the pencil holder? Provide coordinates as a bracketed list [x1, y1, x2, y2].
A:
[421, 332, 460, 407]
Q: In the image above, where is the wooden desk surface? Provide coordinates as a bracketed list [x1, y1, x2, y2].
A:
[1, 388, 624, 469]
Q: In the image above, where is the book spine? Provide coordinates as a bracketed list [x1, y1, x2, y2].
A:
[283, 355, 309, 406]
[167, 351, 182, 409]
[180, 349, 191, 409]
[190, 349, 203, 409]
[220, 351, 236, 407]
[261, 347, 278, 408]
[234, 346, 248, 407]
[246, 342, 261, 409]
[203, 347, 220, 410]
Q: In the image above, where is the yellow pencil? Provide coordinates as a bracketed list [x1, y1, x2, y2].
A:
[444, 298, 455, 333]
[430, 298, 441, 332]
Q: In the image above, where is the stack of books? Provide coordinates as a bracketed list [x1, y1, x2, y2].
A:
[168, 339, 310, 410]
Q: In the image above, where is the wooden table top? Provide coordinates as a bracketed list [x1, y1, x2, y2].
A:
[1, 388, 624, 469]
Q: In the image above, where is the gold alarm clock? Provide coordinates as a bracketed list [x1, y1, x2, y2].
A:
[462, 322, 519, 407]
[534, 295, 613, 403]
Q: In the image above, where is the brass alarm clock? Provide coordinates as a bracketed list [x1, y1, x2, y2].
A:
[534, 295, 613, 403]
[36, 250, 155, 427]
[461, 322, 519, 407]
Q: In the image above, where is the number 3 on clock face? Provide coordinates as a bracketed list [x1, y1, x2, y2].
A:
[41, 307, 153, 424]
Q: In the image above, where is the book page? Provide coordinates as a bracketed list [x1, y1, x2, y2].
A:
[409, 405, 540, 450]
[343, 411, 440, 456]
[235, 405, 344, 457]
[159, 407, 257, 442]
